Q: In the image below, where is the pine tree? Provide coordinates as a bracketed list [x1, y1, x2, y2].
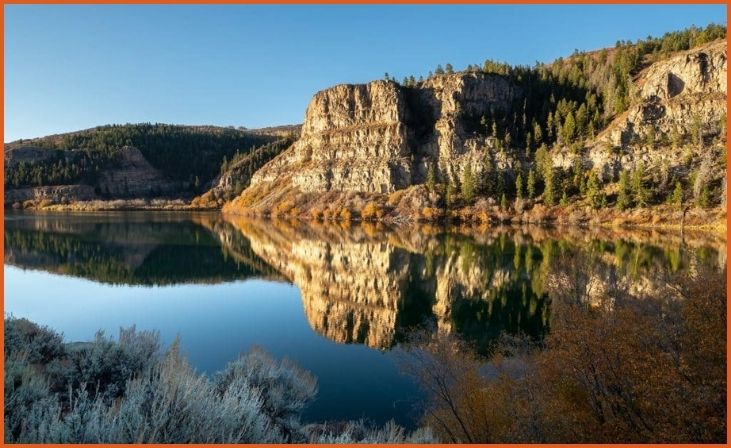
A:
[546, 112, 554, 140]
[221, 156, 228, 174]
[496, 171, 506, 197]
[670, 180, 684, 208]
[632, 163, 648, 207]
[698, 186, 710, 208]
[560, 191, 569, 206]
[515, 172, 524, 200]
[586, 170, 602, 208]
[541, 150, 555, 206]
[575, 103, 588, 138]
[426, 162, 436, 191]
[461, 164, 475, 202]
[617, 170, 632, 210]
[533, 121, 543, 146]
[527, 169, 536, 200]
[562, 111, 576, 144]
[446, 180, 456, 207]
[483, 156, 494, 196]
[500, 193, 508, 210]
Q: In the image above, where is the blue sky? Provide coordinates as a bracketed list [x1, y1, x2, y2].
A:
[4, 4, 726, 142]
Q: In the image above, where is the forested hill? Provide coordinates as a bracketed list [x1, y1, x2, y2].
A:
[5, 124, 291, 190]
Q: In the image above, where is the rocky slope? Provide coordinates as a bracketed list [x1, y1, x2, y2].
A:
[225, 39, 727, 225]
[557, 40, 727, 178]
[4, 124, 279, 209]
[225, 73, 521, 213]
[5, 146, 186, 208]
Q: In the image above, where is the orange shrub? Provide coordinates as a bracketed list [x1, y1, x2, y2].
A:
[273, 200, 294, 216]
[339, 208, 352, 221]
[475, 210, 490, 223]
[420, 207, 441, 221]
[361, 202, 381, 220]
[310, 207, 324, 220]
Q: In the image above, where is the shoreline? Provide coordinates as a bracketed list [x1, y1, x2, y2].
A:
[7, 201, 726, 236]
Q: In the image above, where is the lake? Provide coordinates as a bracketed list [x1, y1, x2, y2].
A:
[4, 211, 726, 427]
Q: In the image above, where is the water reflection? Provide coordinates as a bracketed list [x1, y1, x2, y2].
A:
[4, 211, 281, 285]
[223, 218, 725, 351]
[5, 211, 726, 352]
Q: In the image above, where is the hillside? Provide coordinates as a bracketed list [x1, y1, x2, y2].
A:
[4, 124, 285, 208]
[224, 25, 727, 229]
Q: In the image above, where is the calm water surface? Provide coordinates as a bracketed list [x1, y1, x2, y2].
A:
[4, 211, 726, 426]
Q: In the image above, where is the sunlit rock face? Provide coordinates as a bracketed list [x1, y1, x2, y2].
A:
[225, 73, 524, 214]
[227, 40, 727, 217]
[221, 218, 722, 350]
[575, 40, 727, 178]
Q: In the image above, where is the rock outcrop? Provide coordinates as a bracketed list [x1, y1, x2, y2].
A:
[96, 146, 186, 197]
[226, 39, 726, 221]
[225, 73, 522, 214]
[568, 40, 727, 180]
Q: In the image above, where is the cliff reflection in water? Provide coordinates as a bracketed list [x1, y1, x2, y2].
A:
[5, 211, 726, 351]
[221, 217, 726, 350]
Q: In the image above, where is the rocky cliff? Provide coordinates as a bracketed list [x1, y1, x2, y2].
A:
[224, 73, 522, 214]
[225, 39, 727, 223]
[562, 40, 727, 180]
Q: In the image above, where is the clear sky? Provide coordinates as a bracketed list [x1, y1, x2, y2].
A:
[4, 4, 726, 142]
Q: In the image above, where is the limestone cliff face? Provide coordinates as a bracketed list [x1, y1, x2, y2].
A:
[227, 40, 726, 218]
[568, 40, 727, 179]
[251, 81, 413, 194]
[226, 74, 522, 213]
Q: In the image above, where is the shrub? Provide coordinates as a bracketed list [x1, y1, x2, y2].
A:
[6, 319, 434, 443]
[310, 420, 436, 443]
[59, 327, 160, 400]
[361, 202, 381, 220]
[338, 208, 352, 221]
[420, 207, 441, 221]
[5, 317, 64, 364]
[273, 200, 294, 216]
[310, 207, 324, 220]
[213, 348, 317, 442]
